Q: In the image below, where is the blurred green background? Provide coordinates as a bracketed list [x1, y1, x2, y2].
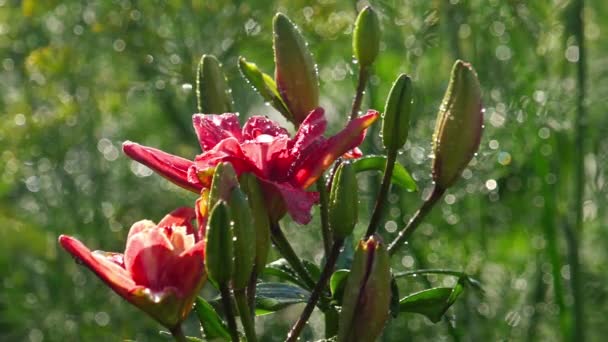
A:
[1, 0, 606, 341]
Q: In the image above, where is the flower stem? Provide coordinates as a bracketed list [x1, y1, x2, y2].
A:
[235, 288, 257, 342]
[219, 283, 240, 342]
[247, 270, 258, 317]
[270, 221, 316, 289]
[286, 239, 344, 342]
[169, 325, 187, 342]
[365, 150, 397, 238]
[387, 186, 445, 256]
[349, 65, 370, 121]
[317, 178, 332, 256]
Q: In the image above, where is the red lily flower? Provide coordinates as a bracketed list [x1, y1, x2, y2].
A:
[58, 207, 206, 330]
[123, 108, 379, 224]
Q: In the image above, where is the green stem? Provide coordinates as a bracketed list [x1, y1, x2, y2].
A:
[317, 178, 332, 256]
[286, 240, 344, 342]
[388, 186, 445, 256]
[349, 65, 370, 121]
[365, 150, 397, 238]
[219, 284, 240, 342]
[570, 0, 586, 340]
[324, 306, 339, 339]
[247, 270, 258, 318]
[169, 325, 187, 342]
[270, 221, 316, 289]
[235, 289, 257, 342]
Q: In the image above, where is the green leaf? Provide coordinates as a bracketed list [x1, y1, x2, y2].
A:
[329, 269, 349, 303]
[195, 297, 231, 341]
[238, 57, 293, 122]
[262, 258, 309, 289]
[352, 155, 417, 192]
[393, 269, 483, 293]
[390, 276, 400, 318]
[399, 282, 465, 323]
[255, 282, 310, 316]
[302, 259, 321, 282]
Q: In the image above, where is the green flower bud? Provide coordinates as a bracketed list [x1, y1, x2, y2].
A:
[196, 54, 233, 114]
[353, 6, 381, 68]
[208, 162, 239, 209]
[273, 13, 319, 125]
[382, 74, 412, 152]
[338, 235, 391, 342]
[205, 201, 233, 285]
[227, 187, 256, 290]
[238, 57, 293, 122]
[239, 173, 271, 274]
[329, 162, 358, 239]
[432, 60, 483, 189]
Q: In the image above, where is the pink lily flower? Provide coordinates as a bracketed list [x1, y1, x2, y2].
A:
[123, 108, 379, 224]
[58, 207, 206, 330]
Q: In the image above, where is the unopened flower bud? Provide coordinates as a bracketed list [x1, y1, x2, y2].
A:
[205, 201, 233, 285]
[338, 235, 391, 342]
[238, 57, 292, 121]
[239, 173, 271, 274]
[353, 6, 381, 68]
[329, 162, 358, 239]
[227, 187, 256, 290]
[208, 162, 239, 208]
[432, 60, 483, 189]
[382, 74, 412, 152]
[196, 54, 233, 114]
[273, 13, 319, 125]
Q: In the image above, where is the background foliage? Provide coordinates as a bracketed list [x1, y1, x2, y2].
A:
[1, 0, 606, 341]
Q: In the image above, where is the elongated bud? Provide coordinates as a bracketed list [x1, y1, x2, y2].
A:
[208, 162, 239, 209]
[197, 54, 233, 114]
[205, 201, 233, 285]
[329, 163, 358, 239]
[273, 13, 319, 125]
[353, 6, 381, 68]
[432, 60, 483, 189]
[227, 187, 256, 290]
[238, 57, 293, 122]
[382, 74, 412, 152]
[338, 235, 391, 342]
[240, 173, 271, 274]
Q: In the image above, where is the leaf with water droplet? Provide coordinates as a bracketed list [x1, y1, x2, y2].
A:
[352, 155, 417, 191]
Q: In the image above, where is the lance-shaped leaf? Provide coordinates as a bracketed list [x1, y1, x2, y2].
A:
[382, 74, 412, 152]
[239, 57, 292, 121]
[228, 186, 256, 290]
[432, 60, 483, 189]
[329, 162, 358, 239]
[338, 235, 391, 342]
[351, 155, 417, 191]
[273, 13, 319, 125]
[205, 201, 233, 285]
[353, 6, 381, 68]
[255, 282, 310, 316]
[399, 279, 465, 323]
[196, 54, 233, 114]
[195, 297, 231, 341]
[240, 173, 271, 274]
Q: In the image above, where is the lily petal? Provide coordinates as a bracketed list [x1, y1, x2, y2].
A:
[193, 113, 243, 151]
[58, 235, 136, 298]
[122, 141, 200, 193]
[242, 115, 289, 140]
[259, 179, 319, 224]
[294, 110, 379, 188]
[157, 207, 197, 236]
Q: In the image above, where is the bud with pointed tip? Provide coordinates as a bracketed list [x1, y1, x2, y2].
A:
[197, 54, 233, 114]
[353, 6, 381, 68]
[240, 173, 271, 274]
[382, 74, 412, 152]
[273, 13, 319, 125]
[227, 187, 256, 290]
[329, 162, 358, 239]
[205, 201, 233, 285]
[432, 60, 483, 189]
[338, 235, 391, 342]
